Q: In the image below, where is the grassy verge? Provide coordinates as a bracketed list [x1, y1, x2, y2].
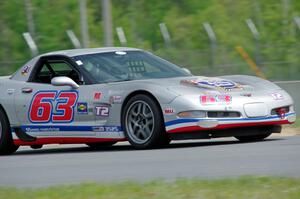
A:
[1, 177, 300, 199]
[291, 117, 300, 128]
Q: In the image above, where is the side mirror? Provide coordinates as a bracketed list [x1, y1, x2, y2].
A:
[182, 67, 192, 75]
[51, 76, 79, 89]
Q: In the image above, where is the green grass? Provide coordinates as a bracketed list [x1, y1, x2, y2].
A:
[292, 117, 300, 128]
[1, 177, 300, 199]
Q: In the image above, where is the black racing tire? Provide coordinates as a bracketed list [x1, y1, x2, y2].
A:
[235, 133, 271, 142]
[86, 141, 117, 149]
[0, 109, 19, 155]
[122, 94, 169, 149]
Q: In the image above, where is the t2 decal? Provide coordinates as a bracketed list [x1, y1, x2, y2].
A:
[95, 106, 109, 117]
[29, 91, 78, 123]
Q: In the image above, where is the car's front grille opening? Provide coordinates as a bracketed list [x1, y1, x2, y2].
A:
[271, 106, 290, 115]
[207, 111, 241, 118]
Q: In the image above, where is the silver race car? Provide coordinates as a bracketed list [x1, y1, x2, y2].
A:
[0, 47, 296, 154]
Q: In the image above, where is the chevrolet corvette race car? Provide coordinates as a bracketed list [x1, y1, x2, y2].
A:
[0, 47, 296, 154]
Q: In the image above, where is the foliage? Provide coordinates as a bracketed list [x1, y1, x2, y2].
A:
[0, 0, 300, 79]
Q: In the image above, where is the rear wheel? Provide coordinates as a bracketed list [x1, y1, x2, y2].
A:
[86, 142, 117, 149]
[122, 94, 169, 149]
[0, 109, 19, 155]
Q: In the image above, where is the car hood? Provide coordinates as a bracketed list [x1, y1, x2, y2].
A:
[140, 75, 281, 96]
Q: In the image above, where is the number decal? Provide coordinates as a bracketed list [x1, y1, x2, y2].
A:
[29, 92, 56, 123]
[29, 91, 78, 123]
[52, 92, 78, 122]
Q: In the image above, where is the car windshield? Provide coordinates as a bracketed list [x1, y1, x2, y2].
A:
[73, 50, 191, 83]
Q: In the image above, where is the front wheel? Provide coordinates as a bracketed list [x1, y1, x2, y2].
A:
[0, 109, 19, 155]
[122, 94, 169, 149]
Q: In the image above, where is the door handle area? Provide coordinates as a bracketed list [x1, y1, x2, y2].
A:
[22, 87, 33, 94]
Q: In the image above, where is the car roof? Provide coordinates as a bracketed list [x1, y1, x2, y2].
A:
[11, 47, 143, 82]
[40, 47, 141, 57]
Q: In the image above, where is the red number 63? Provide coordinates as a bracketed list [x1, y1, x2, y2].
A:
[29, 91, 78, 123]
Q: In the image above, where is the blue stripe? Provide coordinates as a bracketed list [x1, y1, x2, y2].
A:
[20, 125, 122, 132]
[165, 112, 296, 127]
[165, 119, 199, 126]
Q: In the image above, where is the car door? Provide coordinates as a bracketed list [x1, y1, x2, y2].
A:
[14, 56, 108, 138]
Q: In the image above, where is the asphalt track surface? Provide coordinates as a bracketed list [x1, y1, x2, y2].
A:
[0, 135, 300, 187]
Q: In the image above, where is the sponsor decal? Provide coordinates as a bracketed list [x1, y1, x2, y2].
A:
[76, 60, 83, 65]
[92, 126, 105, 132]
[94, 92, 102, 100]
[21, 125, 122, 133]
[25, 127, 60, 132]
[270, 92, 284, 100]
[197, 80, 237, 89]
[204, 90, 221, 95]
[240, 93, 252, 97]
[200, 95, 232, 105]
[95, 120, 107, 125]
[115, 51, 127, 55]
[180, 79, 198, 86]
[181, 79, 244, 91]
[95, 105, 109, 117]
[109, 95, 122, 104]
[92, 126, 120, 132]
[164, 107, 175, 115]
[21, 65, 31, 76]
[29, 91, 78, 123]
[77, 102, 88, 114]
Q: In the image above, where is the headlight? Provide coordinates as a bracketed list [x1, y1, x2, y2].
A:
[290, 106, 294, 112]
[177, 111, 206, 118]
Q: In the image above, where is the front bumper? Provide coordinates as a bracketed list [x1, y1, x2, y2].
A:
[165, 112, 296, 133]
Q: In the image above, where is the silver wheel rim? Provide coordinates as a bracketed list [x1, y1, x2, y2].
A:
[125, 100, 155, 144]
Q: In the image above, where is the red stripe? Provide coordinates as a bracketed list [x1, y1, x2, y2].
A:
[13, 137, 126, 146]
[167, 120, 292, 134]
